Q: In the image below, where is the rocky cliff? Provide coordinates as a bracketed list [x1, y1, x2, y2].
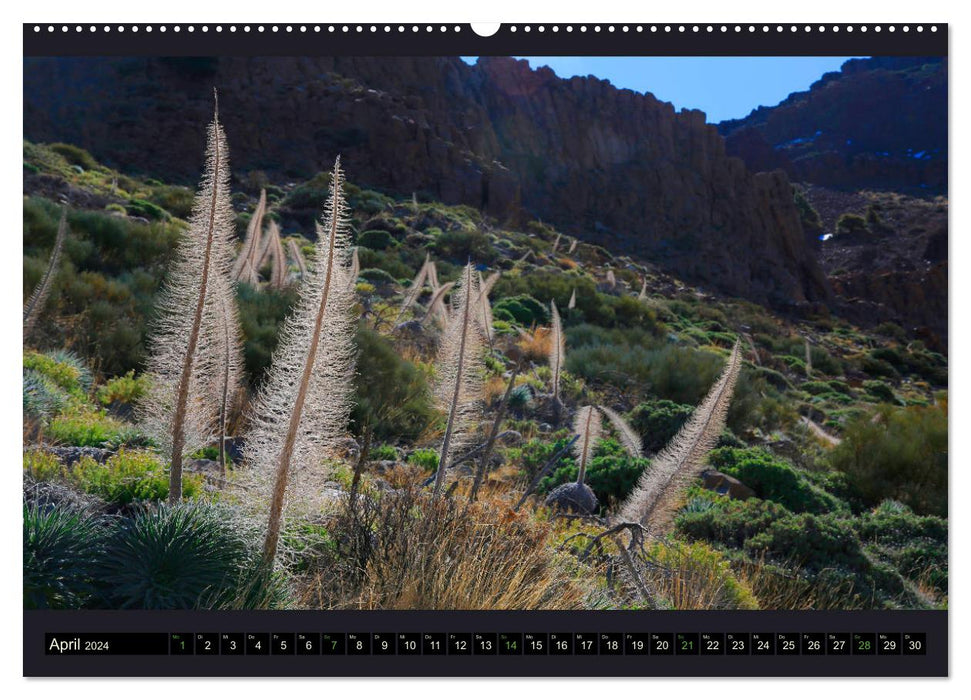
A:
[24, 55, 830, 309]
[719, 57, 946, 195]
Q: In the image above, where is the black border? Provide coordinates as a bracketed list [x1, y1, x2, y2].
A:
[25, 610, 947, 677]
[24, 23, 947, 57]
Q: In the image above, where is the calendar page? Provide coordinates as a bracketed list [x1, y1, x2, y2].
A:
[22, 22, 947, 677]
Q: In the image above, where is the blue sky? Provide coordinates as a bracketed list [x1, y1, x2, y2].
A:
[461, 56, 865, 123]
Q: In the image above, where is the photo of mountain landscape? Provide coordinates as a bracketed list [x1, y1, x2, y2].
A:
[23, 55, 947, 612]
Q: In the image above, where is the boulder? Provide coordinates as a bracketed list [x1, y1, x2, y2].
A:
[701, 469, 756, 500]
[545, 482, 599, 515]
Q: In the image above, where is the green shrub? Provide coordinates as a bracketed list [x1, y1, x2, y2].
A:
[628, 399, 693, 454]
[356, 247, 425, 281]
[431, 228, 496, 263]
[835, 213, 868, 237]
[493, 295, 548, 326]
[801, 381, 833, 396]
[407, 448, 439, 472]
[147, 184, 195, 220]
[96, 370, 150, 407]
[78, 450, 202, 504]
[26, 449, 202, 505]
[24, 503, 105, 609]
[856, 502, 947, 594]
[237, 283, 298, 381]
[357, 267, 397, 285]
[862, 380, 896, 403]
[48, 143, 100, 170]
[676, 497, 791, 549]
[356, 229, 398, 250]
[861, 354, 900, 379]
[708, 447, 848, 515]
[46, 410, 136, 448]
[126, 198, 170, 222]
[507, 384, 533, 410]
[23, 350, 92, 397]
[539, 438, 648, 507]
[94, 503, 279, 609]
[744, 512, 867, 574]
[644, 539, 759, 610]
[369, 444, 399, 462]
[828, 401, 947, 516]
[350, 328, 435, 443]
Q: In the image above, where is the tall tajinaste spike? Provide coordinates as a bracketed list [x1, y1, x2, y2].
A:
[24, 208, 68, 336]
[567, 288, 577, 310]
[480, 270, 501, 297]
[287, 239, 307, 278]
[266, 220, 287, 289]
[476, 271, 495, 343]
[394, 256, 430, 325]
[245, 158, 357, 565]
[552, 232, 561, 254]
[431, 263, 485, 496]
[638, 276, 648, 301]
[421, 281, 455, 325]
[233, 188, 266, 281]
[606, 269, 617, 289]
[425, 256, 440, 291]
[214, 284, 244, 476]
[548, 299, 565, 408]
[568, 238, 578, 254]
[138, 104, 238, 504]
[348, 246, 360, 288]
[573, 405, 602, 484]
[616, 340, 742, 529]
[599, 405, 642, 459]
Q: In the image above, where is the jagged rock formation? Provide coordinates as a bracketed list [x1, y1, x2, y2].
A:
[719, 57, 946, 195]
[24, 55, 831, 311]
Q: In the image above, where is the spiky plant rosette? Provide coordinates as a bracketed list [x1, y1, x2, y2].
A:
[23, 502, 105, 609]
[94, 502, 277, 610]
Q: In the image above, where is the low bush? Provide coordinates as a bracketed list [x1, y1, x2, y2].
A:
[628, 399, 693, 454]
[539, 438, 649, 508]
[856, 501, 947, 596]
[407, 448, 439, 472]
[96, 370, 150, 407]
[23, 350, 92, 398]
[641, 540, 759, 610]
[356, 229, 398, 250]
[369, 444, 399, 462]
[708, 447, 848, 514]
[350, 328, 435, 443]
[25, 449, 202, 505]
[828, 401, 947, 516]
[493, 295, 548, 326]
[862, 379, 896, 403]
[431, 228, 496, 264]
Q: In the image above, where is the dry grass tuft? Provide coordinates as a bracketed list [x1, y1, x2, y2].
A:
[295, 483, 593, 610]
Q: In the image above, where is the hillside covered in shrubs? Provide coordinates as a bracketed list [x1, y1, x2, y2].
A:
[23, 137, 947, 611]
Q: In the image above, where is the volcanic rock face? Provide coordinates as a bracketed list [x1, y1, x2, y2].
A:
[24, 55, 830, 309]
[804, 186, 948, 349]
[719, 57, 947, 196]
